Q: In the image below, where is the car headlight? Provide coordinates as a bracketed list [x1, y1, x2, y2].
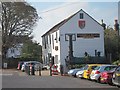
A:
[69, 70, 74, 73]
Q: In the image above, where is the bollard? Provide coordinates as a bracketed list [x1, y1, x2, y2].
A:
[28, 66, 30, 75]
[60, 65, 63, 76]
[50, 66, 52, 76]
[31, 65, 35, 75]
[25, 65, 30, 75]
[39, 66, 41, 76]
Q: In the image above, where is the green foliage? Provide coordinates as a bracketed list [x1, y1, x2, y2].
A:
[69, 64, 86, 69]
[112, 60, 120, 65]
[104, 27, 120, 62]
[21, 40, 42, 62]
[2, 2, 38, 59]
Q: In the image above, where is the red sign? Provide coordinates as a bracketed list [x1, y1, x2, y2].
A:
[78, 20, 85, 29]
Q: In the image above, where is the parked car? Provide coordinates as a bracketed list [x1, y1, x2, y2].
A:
[17, 61, 24, 70]
[100, 68, 117, 85]
[90, 65, 117, 82]
[42, 65, 50, 70]
[68, 67, 84, 77]
[76, 67, 85, 78]
[83, 64, 102, 79]
[21, 61, 42, 72]
[112, 65, 120, 87]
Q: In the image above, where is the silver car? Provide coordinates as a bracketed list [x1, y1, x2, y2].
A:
[76, 67, 85, 78]
[90, 65, 117, 82]
[68, 67, 84, 77]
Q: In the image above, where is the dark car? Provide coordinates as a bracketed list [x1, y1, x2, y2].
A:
[112, 65, 120, 87]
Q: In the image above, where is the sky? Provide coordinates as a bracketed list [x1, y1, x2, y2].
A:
[26, 0, 119, 45]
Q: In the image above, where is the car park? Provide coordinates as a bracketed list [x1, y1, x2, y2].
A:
[21, 61, 42, 72]
[90, 65, 117, 82]
[83, 64, 102, 79]
[112, 65, 120, 87]
[68, 67, 84, 77]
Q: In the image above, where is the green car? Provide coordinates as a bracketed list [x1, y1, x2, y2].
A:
[112, 65, 120, 88]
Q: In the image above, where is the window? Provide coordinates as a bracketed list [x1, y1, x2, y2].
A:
[65, 34, 76, 41]
[52, 35, 54, 49]
[49, 34, 51, 44]
[55, 46, 58, 51]
[46, 36, 48, 44]
[104, 66, 111, 71]
[80, 13, 84, 19]
[91, 66, 97, 70]
[55, 32, 58, 43]
[54, 55, 58, 64]
[94, 66, 100, 70]
[11, 49, 14, 53]
[84, 65, 88, 70]
[116, 66, 120, 72]
[44, 37, 46, 49]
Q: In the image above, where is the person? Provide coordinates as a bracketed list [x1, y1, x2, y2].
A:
[101, 19, 106, 30]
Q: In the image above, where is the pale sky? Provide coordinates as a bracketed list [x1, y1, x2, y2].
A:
[26, 0, 119, 45]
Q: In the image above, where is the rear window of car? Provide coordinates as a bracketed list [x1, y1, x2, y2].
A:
[104, 66, 116, 71]
[116, 66, 120, 72]
[91, 66, 97, 70]
[94, 66, 100, 70]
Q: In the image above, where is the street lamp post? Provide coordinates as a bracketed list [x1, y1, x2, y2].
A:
[114, 19, 119, 60]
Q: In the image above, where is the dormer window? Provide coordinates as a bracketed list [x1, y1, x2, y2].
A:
[80, 13, 84, 19]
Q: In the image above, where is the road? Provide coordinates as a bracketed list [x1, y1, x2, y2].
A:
[1, 69, 119, 89]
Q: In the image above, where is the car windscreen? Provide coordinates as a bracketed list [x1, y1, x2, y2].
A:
[84, 65, 88, 70]
[104, 66, 117, 71]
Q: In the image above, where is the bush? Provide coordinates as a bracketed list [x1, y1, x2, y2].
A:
[71, 64, 86, 69]
[112, 60, 120, 65]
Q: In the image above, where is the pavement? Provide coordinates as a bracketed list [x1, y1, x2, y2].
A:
[0, 69, 27, 76]
[0, 69, 51, 76]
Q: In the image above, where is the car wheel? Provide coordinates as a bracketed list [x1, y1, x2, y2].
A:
[117, 85, 120, 88]
[97, 77, 101, 83]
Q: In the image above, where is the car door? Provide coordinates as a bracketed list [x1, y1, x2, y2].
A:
[83, 65, 89, 78]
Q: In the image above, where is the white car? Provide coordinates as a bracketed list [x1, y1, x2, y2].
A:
[76, 67, 84, 78]
[90, 65, 117, 82]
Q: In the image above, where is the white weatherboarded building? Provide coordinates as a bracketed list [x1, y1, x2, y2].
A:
[42, 9, 105, 73]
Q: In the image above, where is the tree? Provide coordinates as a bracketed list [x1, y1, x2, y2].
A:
[104, 27, 120, 62]
[2, 2, 38, 58]
[21, 40, 42, 62]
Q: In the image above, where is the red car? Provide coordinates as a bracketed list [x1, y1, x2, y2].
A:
[100, 68, 116, 85]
